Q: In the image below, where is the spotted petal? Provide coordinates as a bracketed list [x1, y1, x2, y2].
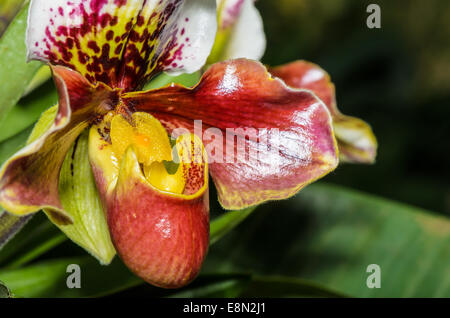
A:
[123, 59, 338, 210]
[270, 60, 378, 164]
[27, 0, 217, 90]
[0, 65, 117, 224]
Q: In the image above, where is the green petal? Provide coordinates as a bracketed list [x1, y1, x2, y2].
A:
[27, 105, 58, 144]
[0, 210, 31, 250]
[22, 65, 52, 97]
[333, 115, 378, 164]
[47, 130, 115, 265]
[0, 279, 11, 298]
[208, 0, 266, 64]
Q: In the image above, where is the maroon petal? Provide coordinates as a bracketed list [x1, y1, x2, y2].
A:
[270, 60, 378, 164]
[123, 59, 338, 210]
[0, 65, 117, 224]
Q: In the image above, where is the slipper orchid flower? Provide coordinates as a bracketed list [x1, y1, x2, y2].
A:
[0, 0, 338, 288]
[211, 0, 378, 163]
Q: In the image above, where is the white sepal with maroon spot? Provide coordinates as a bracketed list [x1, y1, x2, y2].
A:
[26, 0, 217, 90]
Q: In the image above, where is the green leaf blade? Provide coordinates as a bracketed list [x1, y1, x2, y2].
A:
[0, 211, 32, 250]
[210, 207, 256, 245]
[0, 279, 11, 298]
[204, 183, 450, 298]
[0, 2, 42, 123]
[0, 257, 140, 298]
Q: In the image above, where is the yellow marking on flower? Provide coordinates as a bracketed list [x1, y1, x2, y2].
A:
[111, 112, 189, 194]
[131, 2, 183, 81]
[333, 115, 378, 164]
[145, 162, 186, 194]
[90, 111, 207, 196]
[123, 5, 161, 73]
[110, 112, 172, 166]
[89, 124, 119, 192]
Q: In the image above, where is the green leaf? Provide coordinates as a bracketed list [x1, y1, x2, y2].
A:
[22, 65, 52, 96]
[239, 275, 344, 298]
[0, 255, 341, 298]
[0, 80, 57, 143]
[204, 183, 450, 298]
[0, 126, 31, 165]
[170, 274, 342, 298]
[0, 2, 42, 123]
[4, 232, 66, 270]
[169, 274, 250, 298]
[144, 71, 201, 90]
[0, 214, 64, 268]
[0, 279, 11, 298]
[0, 211, 32, 250]
[0, 0, 25, 37]
[0, 256, 140, 298]
[210, 207, 256, 245]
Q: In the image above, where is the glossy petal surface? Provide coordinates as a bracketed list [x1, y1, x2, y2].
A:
[0, 66, 117, 224]
[124, 59, 338, 210]
[270, 60, 378, 164]
[89, 118, 209, 287]
[27, 0, 217, 90]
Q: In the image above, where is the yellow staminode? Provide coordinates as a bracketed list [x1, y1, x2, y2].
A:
[144, 162, 185, 194]
[110, 112, 172, 166]
[108, 112, 186, 194]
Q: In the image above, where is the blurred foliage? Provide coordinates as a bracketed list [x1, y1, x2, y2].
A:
[0, 0, 25, 36]
[205, 183, 450, 297]
[0, 280, 11, 298]
[0, 3, 43, 124]
[258, 0, 450, 215]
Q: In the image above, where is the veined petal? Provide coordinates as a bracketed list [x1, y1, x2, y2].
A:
[118, 0, 217, 90]
[0, 65, 117, 224]
[27, 0, 217, 90]
[50, 130, 116, 264]
[27, 0, 143, 87]
[123, 59, 338, 210]
[270, 60, 378, 164]
[89, 112, 209, 287]
[333, 116, 378, 164]
[209, 0, 265, 63]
